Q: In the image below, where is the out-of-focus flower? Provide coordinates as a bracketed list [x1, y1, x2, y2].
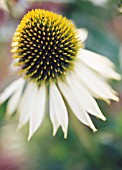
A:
[119, 6, 122, 13]
[88, 0, 107, 6]
[117, 0, 122, 13]
[0, 0, 8, 12]
[0, 8, 7, 26]
[0, 9, 120, 140]
[5, 0, 71, 19]
[5, 0, 27, 19]
[26, 0, 73, 3]
[0, 0, 9, 25]
[109, 16, 122, 42]
[26, 1, 65, 13]
[0, 124, 27, 170]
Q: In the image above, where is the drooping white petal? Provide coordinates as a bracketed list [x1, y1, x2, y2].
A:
[77, 49, 121, 80]
[58, 80, 97, 132]
[66, 73, 106, 120]
[28, 84, 46, 140]
[50, 82, 68, 138]
[74, 60, 119, 102]
[50, 93, 60, 137]
[77, 28, 88, 42]
[18, 82, 38, 129]
[78, 48, 114, 67]
[0, 78, 24, 104]
[6, 79, 25, 116]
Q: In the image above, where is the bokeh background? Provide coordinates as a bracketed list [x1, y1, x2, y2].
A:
[0, 0, 122, 170]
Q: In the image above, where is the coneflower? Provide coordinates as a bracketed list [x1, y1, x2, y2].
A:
[0, 9, 121, 140]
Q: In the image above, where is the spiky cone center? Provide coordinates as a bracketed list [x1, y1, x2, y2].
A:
[11, 9, 80, 85]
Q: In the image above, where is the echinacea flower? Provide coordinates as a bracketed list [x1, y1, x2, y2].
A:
[0, 9, 121, 140]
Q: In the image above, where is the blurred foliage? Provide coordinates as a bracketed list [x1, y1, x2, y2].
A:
[0, 0, 122, 170]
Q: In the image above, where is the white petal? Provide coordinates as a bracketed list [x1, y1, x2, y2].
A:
[0, 78, 24, 104]
[50, 93, 60, 137]
[28, 84, 46, 140]
[66, 73, 106, 121]
[58, 80, 97, 132]
[77, 28, 88, 42]
[50, 82, 68, 138]
[6, 79, 25, 116]
[77, 49, 121, 80]
[18, 82, 38, 129]
[74, 60, 119, 102]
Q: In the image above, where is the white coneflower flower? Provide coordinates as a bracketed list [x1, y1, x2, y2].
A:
[0, 9, 121, 140]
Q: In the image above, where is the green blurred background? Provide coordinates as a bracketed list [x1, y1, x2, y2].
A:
[0, 0, 122, 170]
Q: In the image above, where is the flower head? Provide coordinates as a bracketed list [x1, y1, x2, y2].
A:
[11, 9, 80, 84]
[0, 9, 121, 140]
